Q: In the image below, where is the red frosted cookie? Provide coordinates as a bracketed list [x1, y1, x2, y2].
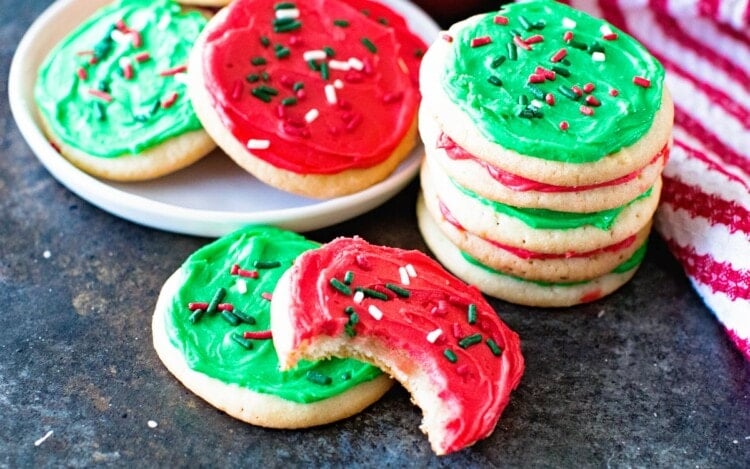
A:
[271, 237, 525, 455]
[188, 0, 425, 198]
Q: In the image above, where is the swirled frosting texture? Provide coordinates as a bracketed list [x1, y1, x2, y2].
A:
[283, 237, 524, 454]
[441, 0, 665, 163]
[35, 0, 206, 157]
[201, 0, 423, 174]
[164, 226, 381, 403]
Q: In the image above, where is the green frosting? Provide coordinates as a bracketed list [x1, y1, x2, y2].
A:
[164, 225, 382, 404]
[461, 241, 648, 286]
[442, 0, 665, 163]
[451, 176, 653, 230]
[35, 0, 206, 157]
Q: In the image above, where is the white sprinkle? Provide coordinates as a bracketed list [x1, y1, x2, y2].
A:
[426, 328, 442, 343]
[147, 420, 158, 429]
[236, 279, 248, 294]
[118, 57, 131, 69]
[367, 305, 383, 320]
[328, 60, 351, 71]
[157, 15, 171, 30]
[247, 139, 271, 150]
[353, 290, 365, 304]
[592, 51, 606, 62]
[43, 250, 51, 259]
[348, 57, 364, 71]
[399, 267, 410, 285]
[600, 24, 614, 36]
[173, 72, 189, 84]
[303, 50, 327, 62]
[34, 430, 53, 447]
[405, 264, 417, 278]
[531, 99, 544, 108]
[110, 29, 129, 44]
[304, 108, 320, 123]
[275, 8, 299, 19]
[333, 79, 344, 89]
[562, 17, 577, 29]
[324, 84, 337, 105]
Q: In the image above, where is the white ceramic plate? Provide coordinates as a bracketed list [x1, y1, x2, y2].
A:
[9, 0, 439, 237]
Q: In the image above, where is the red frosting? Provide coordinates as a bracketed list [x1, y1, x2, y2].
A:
[200, 0, 423, 174]
[438, 200, 638, 260]
[437, 132, 670, 192]
[282, 237, 524, 454]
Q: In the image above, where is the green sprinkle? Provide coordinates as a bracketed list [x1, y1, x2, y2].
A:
[459, 333, 483, 349]
[189, 309, 205, 324]
[341, 371, 352, 380]
[260, 35, 271, 48]
[274, 17, 297, 27]
[274, 2, 296, 9]
[275, 45, 291, 59]
[233, 311, 256, 325]
[231, 333, 253, 350]
[385, 283, 410, 298]
[443, 349, 458, 363]
[306, 370, 332, 385]
[361, 37, 377, 53]
[558, 85, 580, 101]
[487, 75, 503, 87]
[486, 338, 503, 356]
[251, 89, 272, 103]
[274, 19, 301, 33]
[221, 310, 241, 327]
[293, 81, 304, 91]
[207, 288, 226, 314]
[506, 42, 517, 61]
[344, 306, 356, 315]
[377, 17, 389, 25]
[526, 84, 546, 100]
[333, 19, 350, 27]
[551, 65, 570, 77]
[344, 271, 354, 285]
[415, 49, 424, 58]
[323, 46, 335, 58]
[467, 304, 477, 324]
[329, 278, 352, 296]
[588, 42, 605, 54]
[320, 61, 330, 80]
[360, 8, 370, 16]
[356, 287, 388, 301]
[491, 56, 506, 68]
[92, 102, 106, 121]
[97, 79, 110, 92]
[518, 15, 532, 30]
[307, 59, 320, 71]
[253, 259, 281, 268]
[518, 95, 529, 105]
[281, 97, 298, 106]
[251, 56, 267, 66]
[534, 20, 546, 30]
[345, 323, 356, 337]
[261, 71, 270, 82]
[569, 40, 588, 50]
[349, 312, 359, 325]
[246, 73, 260, 83]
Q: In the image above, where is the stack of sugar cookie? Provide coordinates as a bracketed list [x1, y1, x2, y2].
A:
[416, 0, 673, 307]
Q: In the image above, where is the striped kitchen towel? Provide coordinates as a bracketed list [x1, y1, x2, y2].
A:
[563, 0, 750, 360]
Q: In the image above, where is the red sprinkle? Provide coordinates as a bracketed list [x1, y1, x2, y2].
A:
[524, 34, 544, 44]
[545, 93, 556, 105]
[159, 64, 188, 76]
[243, 330, 273, 340]
[230, 264, 240, 275]
[559, 120, 569, 130]
[494, 15, 509, 25]
[217, 303, 234, 312]
[130, 30, 142, 48]
[382, 91, 403, 104]
[261, 292, 273, 301]
[441, 33, 453, 43]
[585, 95, 601, 106]
[76, 67, 88, 80]
[528, 73, 546, 84]
[161, 92, 178, 109]
[238, 269, 259, 279]
[563, 31, 574, 42]
[121, 61, 134, 80]
[609, 88, 620, 96]
[571, 85, 583, 97]
[536, 66, 556, 80]
[87, 89, 113, 102]
[230, 80, 243, 101]
[633, 76, 651, 87]
[471, 36, 493, 48]
[580, 105, 594, 116]
[513, 35, 531, 51]
[550, 48, 568, 63]
[602, 33, 618, 41]
[583, 82, 595, 93]
[134, 52, 151, 62]
[188, 302, 208, 311]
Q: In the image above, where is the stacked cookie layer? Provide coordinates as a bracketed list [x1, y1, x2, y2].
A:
[416, 1, 673, 307]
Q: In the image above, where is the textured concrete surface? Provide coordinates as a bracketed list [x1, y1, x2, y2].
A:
[1, 1, 749, 467]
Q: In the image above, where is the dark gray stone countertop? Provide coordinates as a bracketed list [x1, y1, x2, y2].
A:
[1, 1, 748, 467]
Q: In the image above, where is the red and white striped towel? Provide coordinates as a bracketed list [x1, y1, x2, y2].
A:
[562, 0, 750, 360]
